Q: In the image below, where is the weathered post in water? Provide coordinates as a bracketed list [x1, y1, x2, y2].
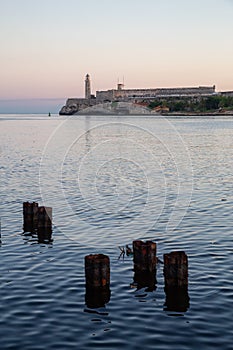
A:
[37, 206, 52, 229]
[133, 240, 157, 272]
[85, 254, 111, 308]
[132, 240, 157, 290]
[23, 202, 38, 232]
[37, 206, 53, 243]
[163, 251, 189, 312]
[163, 251, 188, 287]
[23, 203, 53, 242]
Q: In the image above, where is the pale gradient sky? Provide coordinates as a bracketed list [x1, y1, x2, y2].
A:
[1, 0, 233, 109]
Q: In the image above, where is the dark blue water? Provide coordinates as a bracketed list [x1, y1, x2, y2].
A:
[1, 114, 233, 349]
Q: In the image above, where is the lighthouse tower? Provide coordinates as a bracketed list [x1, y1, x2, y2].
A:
[85, 74, 91, 99]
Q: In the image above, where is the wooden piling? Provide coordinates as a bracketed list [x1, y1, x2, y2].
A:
[133, 240, 157, 272]
[163, 251, 189, 312]
[85, 254, 110, 308]
[85, 254, 110, 288]
[37, 206, 52, 229]
[23, 202, 53, 243]
[23, 202, 38, 231]
[163, 251, 188, 287]
[132, 240, 157, 290]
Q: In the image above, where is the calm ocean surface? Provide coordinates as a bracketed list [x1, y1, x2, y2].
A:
[0, 114, 233, 349]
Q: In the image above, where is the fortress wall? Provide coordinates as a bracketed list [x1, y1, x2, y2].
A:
[96, 90, 115, 101]
[66, 98, 87, 105]
[96, 86, 216, 101]
[59, 97, 97, 115]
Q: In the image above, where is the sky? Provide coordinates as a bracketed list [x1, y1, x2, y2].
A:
[0, 0, 233, 112]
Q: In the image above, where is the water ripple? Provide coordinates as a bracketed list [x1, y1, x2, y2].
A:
[0, 115, 233, 349]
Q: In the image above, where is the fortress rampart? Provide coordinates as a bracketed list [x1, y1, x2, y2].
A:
[96, 86, 216, 102]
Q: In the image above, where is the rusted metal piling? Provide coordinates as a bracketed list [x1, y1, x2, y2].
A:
[85, 254, 110, 308]
[132, 240, 157, 290]
[23, 202, 39, 232]
[163, 251, 189, 312]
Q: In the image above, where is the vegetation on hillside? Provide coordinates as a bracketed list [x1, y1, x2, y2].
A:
[148, 95, 233, 113]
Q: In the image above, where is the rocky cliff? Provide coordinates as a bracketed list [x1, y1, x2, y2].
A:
[59, 98, 96, 115]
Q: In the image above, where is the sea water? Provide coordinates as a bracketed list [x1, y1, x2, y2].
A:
[0, 114, 233, 349]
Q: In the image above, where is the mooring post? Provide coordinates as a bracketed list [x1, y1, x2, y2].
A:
[132, 240, 157, 290]
[23, 202, 38, 232]
[85, 254, 110, 308]
[163, 251, 188, 287]
[37, 206, 52, 229]
[163, 251, 189, 312]
[133, 240, 157, 272]
[85, 254, 110, 288]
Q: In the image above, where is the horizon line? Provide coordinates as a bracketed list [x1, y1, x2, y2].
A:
[0, 97, 66, 102]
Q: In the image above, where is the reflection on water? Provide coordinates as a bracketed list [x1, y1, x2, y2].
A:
[133, 270, 157, 292]
[164, 285, 190, 313]
[37, 227, 53, 244]
[85, 285, 111, 309]
[23, 227, 53, 245]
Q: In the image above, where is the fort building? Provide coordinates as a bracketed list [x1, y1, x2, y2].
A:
[59, 74, 217, 115]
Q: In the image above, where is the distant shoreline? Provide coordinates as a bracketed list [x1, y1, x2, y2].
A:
[161, 110, 233, 116]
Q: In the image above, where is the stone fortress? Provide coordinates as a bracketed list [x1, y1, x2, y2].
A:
[59, 74, 218, 115]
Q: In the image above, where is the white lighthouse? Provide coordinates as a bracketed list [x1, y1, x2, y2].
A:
[85, 74, 91, 99]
